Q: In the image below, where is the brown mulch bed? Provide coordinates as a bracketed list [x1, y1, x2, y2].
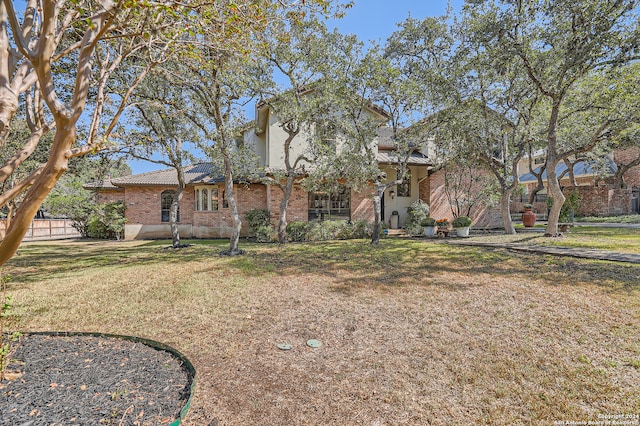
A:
[0, 333, 193, 426]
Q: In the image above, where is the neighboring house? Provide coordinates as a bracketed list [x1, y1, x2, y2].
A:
[513, 149, 640, 216]
[88, 103, 438, 240]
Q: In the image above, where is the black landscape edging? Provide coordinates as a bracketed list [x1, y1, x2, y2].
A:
[26, 331, 196, 426]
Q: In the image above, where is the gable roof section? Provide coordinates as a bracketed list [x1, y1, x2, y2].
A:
[254, 85, 391, 135]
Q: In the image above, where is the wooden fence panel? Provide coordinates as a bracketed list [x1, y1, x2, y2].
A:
[0, 219, 81, 241]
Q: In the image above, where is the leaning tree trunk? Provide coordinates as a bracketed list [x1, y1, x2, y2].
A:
[277, 175, 295, 244]
[0, 127, 74, 267]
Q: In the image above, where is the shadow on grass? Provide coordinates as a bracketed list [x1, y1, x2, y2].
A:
[4, 239, 228, 287]
[229, 238, 640, 296]
[5, 237, 639, 296]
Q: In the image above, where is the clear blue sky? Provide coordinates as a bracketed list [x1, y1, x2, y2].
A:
[128, 1, 463, 174]
[330, 0, 461, 44]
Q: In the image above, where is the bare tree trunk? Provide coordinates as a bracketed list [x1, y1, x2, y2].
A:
[370, 187, 383, 245]
[500, 190, 516, 235]
[277, 175, 295, 244]
[170, 168, 186, 248]
[170, 188, 183, 248]
[564, 158, 577, 186]
[222, 151, 243, 256]
[544, 106, 564, 237]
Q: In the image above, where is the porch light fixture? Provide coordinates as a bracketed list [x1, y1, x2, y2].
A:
[389, 190, 396, 199]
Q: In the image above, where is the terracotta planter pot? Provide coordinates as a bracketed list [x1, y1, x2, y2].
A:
[522, 208, 537, 227]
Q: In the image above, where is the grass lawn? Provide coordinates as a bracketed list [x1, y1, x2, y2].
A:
[480, 226, 640, 254]
[2, 236, 640, 425]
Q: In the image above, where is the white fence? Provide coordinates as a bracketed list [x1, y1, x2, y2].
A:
[0, 219, 81, 241]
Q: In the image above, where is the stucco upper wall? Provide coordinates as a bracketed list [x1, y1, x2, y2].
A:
[243, 128, 266, 167]
[266, 110, 312, 170]
[264, 107, 384, 170]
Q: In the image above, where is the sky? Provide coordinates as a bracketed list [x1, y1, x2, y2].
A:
[127, 1, 464, 174]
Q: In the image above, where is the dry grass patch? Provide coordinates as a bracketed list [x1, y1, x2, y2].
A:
[3, 238, 640, 425]
[475, 226, 640, 254]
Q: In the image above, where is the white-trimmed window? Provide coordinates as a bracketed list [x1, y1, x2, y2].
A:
[161, 190, 179, 222]
[194, 186, 220, 211]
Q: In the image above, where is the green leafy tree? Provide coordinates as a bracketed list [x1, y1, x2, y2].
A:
[462, 0, 640, 236]
[261, 18, 359, 243]
[119, 70, 200, 248]
[329, 16, 451, 244]
[0, 1, 186, 266]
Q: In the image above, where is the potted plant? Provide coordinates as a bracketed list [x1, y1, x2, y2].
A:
[390, 210, 399, 229]
[420, 217, 437, 237]
[522, 203, 536, 227]
[435, 218, 449, 236]
[452, 215, 472, 237]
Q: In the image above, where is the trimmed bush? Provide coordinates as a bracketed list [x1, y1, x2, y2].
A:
[253, 225, 275, 243]
[307, 220, 344, 241]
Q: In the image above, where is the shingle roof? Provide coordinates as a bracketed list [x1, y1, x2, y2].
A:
[83, 178, 124, 190]
[110, 163, 224, 187]
[90, 154, 432, 190]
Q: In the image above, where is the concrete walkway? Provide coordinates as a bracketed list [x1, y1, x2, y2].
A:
[449, 240, 640, 264]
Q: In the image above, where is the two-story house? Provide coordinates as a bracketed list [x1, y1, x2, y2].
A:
[89, 101, 435, 240]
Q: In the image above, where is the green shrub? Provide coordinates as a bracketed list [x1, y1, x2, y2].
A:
[560, 190, 582, 222]
[286, 221, 308, 242]
[420, 217, 436, 227]
[307, 220, 344, 241]
[452, 216, 472, 227]
[253, 225, 275, 243]
[337, 219, 369, 239]
[406, 200, 430, 236]
[86, 201, 126, 240]
[246, 209, 273, 242]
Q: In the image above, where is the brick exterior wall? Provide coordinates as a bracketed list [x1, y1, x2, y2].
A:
[614, 147, 640, 188]
[512, 186, 634, 217]
[351, 186, 375, 222]
[419, 176, 430, 205]
[267, 184, 309, 226]
[427, 169, 503, 228]
[564, 186, 632, 216]
[122, 183, 269, 239]
[116, 180, 386, 240]
[94, 189, 124, 204]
